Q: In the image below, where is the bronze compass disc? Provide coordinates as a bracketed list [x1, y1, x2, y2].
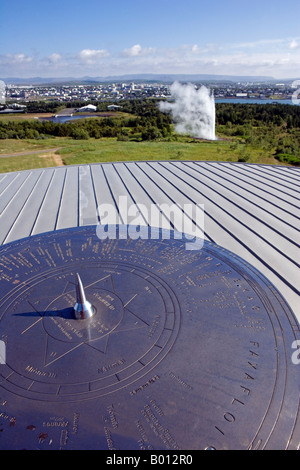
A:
[0, 226, 299, 450]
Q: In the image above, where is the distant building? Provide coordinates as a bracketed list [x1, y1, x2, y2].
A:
[107, 105, 121, 111]
[76, 104, 97, 113]
[0, 109, 25, 114]
[10, 103, 27, 109]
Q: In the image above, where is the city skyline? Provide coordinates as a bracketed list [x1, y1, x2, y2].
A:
[1, 0, 300, 79]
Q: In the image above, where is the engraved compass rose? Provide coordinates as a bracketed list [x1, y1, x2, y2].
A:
[0, 225, 299, 450]
[0, 253, 180, 402]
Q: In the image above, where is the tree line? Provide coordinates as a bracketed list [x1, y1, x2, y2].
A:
[216, 102, 300, 128]
[1, 99, 299, 165]
[0, 99, 172, 142]
[216, 103, 300, 165]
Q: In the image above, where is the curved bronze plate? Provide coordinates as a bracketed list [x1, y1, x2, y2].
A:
[0, 226, 299, 450]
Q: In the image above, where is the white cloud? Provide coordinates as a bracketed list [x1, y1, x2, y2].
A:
[192, 43, 220, 54]
[1, 38, 300, 79]
[4, 53, 33, 64]
[78, 49, 109, 64]
[48, 53, 62, 64]
[191, 44, 202, 54]
[231, 38, 286, 50]
[289, 39, 300, 49]
[122, 44, 142, 57]
[121, 44, 156, 57]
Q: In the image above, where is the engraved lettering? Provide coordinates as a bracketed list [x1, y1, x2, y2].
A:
[224, 412, 235, 423]
[107, 405, 118, 430]
[130, 375, 160, 396]
[53, 244, 65, 260]
[149, 314, 160, 338]
[135, 419, 154, 450]
[72, 413, 80, 434]
[44, 249, 56, 267]
[60, 429, 68, 448]
[240, 386, 251, 396]
[169, 371, 193, 391]
[248, 361, 258, 370]
[104, 426, 116, 450]
[49, 316, 72, 340]
[98, 358, 126, 374]
[231, 398, 245, 406]
[150, 399, 164, 417]
[196, 269, 232, 281]
[244, 372, 255, 380]
[215, 426, 225, 436]
[141, 404, 180, 450]
[43, 419, 68, 428]
[214, 340, 259, 437]
[93, 292, 115, 310]
[26, 365, 57, 378]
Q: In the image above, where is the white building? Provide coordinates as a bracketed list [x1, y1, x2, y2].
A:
[76, 104, 97, 112]
[107, 105, 121, 111]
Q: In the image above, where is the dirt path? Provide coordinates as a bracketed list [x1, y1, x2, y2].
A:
[0, 147, 62, 158]
[39, 151, 64, 166]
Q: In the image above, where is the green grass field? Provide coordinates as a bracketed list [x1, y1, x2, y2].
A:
[0, 133, 284, 174]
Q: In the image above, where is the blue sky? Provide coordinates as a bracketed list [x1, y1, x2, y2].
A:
[1, 0, 300, 78]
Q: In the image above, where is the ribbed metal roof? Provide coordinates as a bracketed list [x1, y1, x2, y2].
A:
[0, 161, 299, 322]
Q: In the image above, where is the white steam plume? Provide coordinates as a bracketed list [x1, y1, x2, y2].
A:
[159, 82, 216, 140]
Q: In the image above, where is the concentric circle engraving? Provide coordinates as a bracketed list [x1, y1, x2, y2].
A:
[43, 286, 125, 343]
[1, 261, 180, 401]
[0, 226, 299, 450]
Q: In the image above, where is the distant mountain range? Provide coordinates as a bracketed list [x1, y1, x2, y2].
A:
[2, 73, 296, 86]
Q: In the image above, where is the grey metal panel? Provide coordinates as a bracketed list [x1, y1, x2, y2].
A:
[135, 161, 205, 234]
[4, 169, 54, 244]
[258, 165, 300, 186]
[226, 163, 300, 207]
[179, 161, 298, 256]
[187, 162, 300, 241]
[196, 162, 300, 227]
[112, 162, 171, 229]
[56, 166, 79, 230]
[31, 167, 67, 235]
[237, 163, 300, 192]
[210, 163, 300, 216]
[102, 164, 136, 219]
[0, 161, 299, 324]
[79, 165, 98, 226]
[164, 162, 300, 316]
[89, 164, 116, 221]
[0, 172, 19, 195]
[0, 171, 32, 215]
[114, 162, 155, 206]
[143, 159, 300, 316]
[284, 167, 300, 176]
[156, 162, 299, 279]
[0, 170, 43, 245]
